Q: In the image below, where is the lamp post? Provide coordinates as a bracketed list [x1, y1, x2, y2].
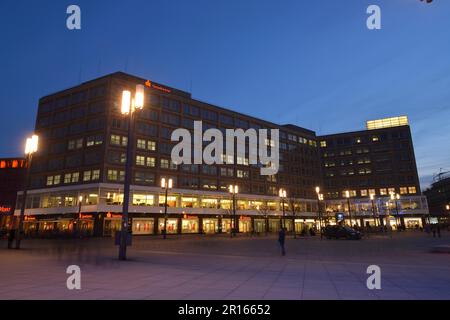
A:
[75, 195, 83, 236]
[290, 199, 297, 239]
[16, 135, 39, 249]
[161, 178, 173, 239]
[370, 194, 377, 227]
[279, 188, 287, 229]
[391, 193, 401, 231]
[345, 190, 353, 227]
[118, 84, 145, 261]
[229, 185, 238, 237]
[315, 187, 323, 237]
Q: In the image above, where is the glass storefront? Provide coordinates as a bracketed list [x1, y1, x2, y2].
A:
[158, 218, 178, 234]
[103, 218, 122, 236]
[239, 219, 252, 233]
[77, 219, 94, 235]
[254, 219, 266, 233]
[404, 218, 422, 229]
[269, 219, 280, 232]
[283, 219, 293, 232]
[203, 218, 218, 234]
[56, 220, 73, 233]
[132, 218, 154, 235]
[182, 218, 199, 233]
[222, 218, 232, 233]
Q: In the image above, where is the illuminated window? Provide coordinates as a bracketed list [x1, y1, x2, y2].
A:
[388, 188, 396, 195]
[110, 135, 121, 146]
[136, 156, 146, 166]
[372, 136, 379, 142]
[64, 174, 72, 184]
[72, 172, 79, 183]
[320, 141, 327, 148]
[12, 160, 18, 168]
[54, 175, 61, 185]
[181, 197, 198, 208]
[159, 196, 177, 207]
[133, 194, 154, 206]
[146, 157, 156, 167]
[46, 176, 54, 186]
[160, 159, 169, 169]
[400, 187, 408, 195]
[83, 171, 91, 182]
[369, 189, 376, 196]
[137, 139, 146, 149]
[107, 170, 118, 181]
[408, 186, 417, 194]
[380, 188, 387, 195]
[0, 161, 5, 168]
[92, 170, 100, 180]
[355, 138, 362, 144]
[366, 116, 409, 130]
[361, 190, 368, 197]
[148, 141, 156, 151]
[237, 170, 249, 178]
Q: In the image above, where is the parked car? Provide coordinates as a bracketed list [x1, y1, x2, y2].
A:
[323, 225, 362, 240]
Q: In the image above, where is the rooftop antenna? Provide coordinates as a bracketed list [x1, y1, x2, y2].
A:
[97, 58, 102, 76]
[77, 65, 82, 84]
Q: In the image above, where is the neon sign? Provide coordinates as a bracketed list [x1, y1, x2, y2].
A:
[0, 206, 12, 213]
[145, 80, 171, 94]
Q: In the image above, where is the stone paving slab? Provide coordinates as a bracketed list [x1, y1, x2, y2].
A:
[1, 232, 450, 300]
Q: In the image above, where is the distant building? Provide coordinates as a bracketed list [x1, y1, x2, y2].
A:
[0, 158, 26, 229]
[14, 72, 429, 236]
[424, 171, 450, 222]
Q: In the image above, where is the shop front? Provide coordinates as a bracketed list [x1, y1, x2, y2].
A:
[202, 218, 219, 234]
[404, 217, 422, 229]
[239, 217, 252, 233]
[181, 216, 199, 234]
[269, 219, 280, 233]
[132, 217, 155, 235]
[103, 214, 122, 237]
[222, 218, 232, 233]
[254, 219, 266, 233]
[158, 218, 178, 234]
[283, 219, 293, 232]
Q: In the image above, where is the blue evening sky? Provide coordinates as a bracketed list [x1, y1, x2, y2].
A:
[0, 0, 449, 189]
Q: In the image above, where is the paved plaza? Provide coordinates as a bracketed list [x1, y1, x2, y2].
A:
[1, 231, 449, 300]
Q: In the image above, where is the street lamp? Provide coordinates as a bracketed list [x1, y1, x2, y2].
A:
[118, 84, 145, 261]
[345, 190, 353, 227]
[315, 187, 323, 238]
[279, 188, 287, 229]
[161, 178, 173, 239]
[229, 185, 238, 237]
[391, 193, 401, 230]
[370, 194, 378, 227]
[16, 134, 39, 249]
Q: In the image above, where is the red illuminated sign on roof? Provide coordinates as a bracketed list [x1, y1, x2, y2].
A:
[0, 206, 12, 213]
[145, 80, 171, 94]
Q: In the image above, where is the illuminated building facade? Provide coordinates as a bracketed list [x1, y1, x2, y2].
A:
[0, 158, 26, 229]
[14, 72, 428, 236]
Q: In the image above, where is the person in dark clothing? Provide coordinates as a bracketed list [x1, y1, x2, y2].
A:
[278, 228, 286, 256]
[7, 229, 16, 249]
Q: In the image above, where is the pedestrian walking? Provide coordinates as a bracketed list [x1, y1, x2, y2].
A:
[7, 228, 16, 249]
[278, 227, 286, 256]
